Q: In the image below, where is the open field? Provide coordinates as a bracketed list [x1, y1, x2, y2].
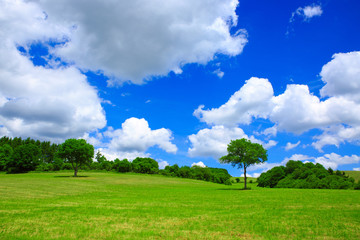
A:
[0, 171, 360, 240]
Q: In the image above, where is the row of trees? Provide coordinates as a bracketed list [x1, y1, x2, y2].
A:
[0, 136, 232, 185]
[257, 160, 358, 189]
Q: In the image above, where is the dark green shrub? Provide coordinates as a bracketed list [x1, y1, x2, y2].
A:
[113, 158, 131, 172]
[224, 179, 232, 185]
[132, 157, 159, 174]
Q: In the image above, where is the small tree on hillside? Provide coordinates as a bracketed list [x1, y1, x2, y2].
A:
[220, 138, 267, 189]
[57, 139, 94, 177]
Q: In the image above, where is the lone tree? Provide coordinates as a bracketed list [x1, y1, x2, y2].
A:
[58, 139, 94, 177]
[220, 138, 267, 189]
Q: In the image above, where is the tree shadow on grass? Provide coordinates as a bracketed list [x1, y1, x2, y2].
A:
[217, 188, 252, 191]
[54, 176, 90, 178]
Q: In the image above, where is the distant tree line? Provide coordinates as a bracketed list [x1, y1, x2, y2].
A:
[0, 136, 232, 185]
[257, 160, 359, 190]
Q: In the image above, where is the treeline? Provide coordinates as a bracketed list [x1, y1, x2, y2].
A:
[257, 160, 359, 190]
[0, 136, 232, 185]
[0, 136, 60, 173]
[111, 157, 232, 185]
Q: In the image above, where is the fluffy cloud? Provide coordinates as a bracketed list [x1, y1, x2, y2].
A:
[320, 52, 360, 102]
[314, 153, 360, 170]
[188, 125, 276, 159]
[104, 118, 177, 154]
[93, 118, 177, 160]
[193, 51, 360, 150]
[191, 161, 206, 168]
[354, 168, 360, 171]
[194, 77, 274, 127]
[25, 0, 246, 84]
[188, 125, 246, 158]
[0, 0, 106, 142]
[285, 141, 301, 151]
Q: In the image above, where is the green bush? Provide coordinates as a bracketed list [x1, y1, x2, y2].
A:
[224, 179, 232, 185]
[132, 157, 159, 174]
[114, 158, 132, 173]
[258, 160, 355, 189]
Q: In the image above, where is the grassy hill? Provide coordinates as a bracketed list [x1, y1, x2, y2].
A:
[0, 171, 359, 239]
[344, 170, 360, 182]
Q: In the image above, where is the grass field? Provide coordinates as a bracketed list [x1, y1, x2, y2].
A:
[1, 171, 360, 239]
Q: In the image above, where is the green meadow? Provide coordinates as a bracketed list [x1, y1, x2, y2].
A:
[0, 172, 359, 240]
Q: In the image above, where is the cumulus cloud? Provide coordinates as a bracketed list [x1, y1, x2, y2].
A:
[89, 118, 177, 161]
[104, 118, 177, 154]
[314, 153, 360, 170]
[23, 0, 247, 84]
[194, 77, 274, 127]
[188, 125, 276, 159]
[354, 168, 360, 171]
[191, 161, 206, 168]
[285, 141, 301, 151]
[320, 52, 360, 102]
[0, 0, 106, 142]
[193, 51, 360, 151]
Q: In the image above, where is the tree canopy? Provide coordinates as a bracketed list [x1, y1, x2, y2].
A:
[220, 138, 267, 189]
[57, 139, 94, 177]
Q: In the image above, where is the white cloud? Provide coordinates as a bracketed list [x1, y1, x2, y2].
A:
[104, 118, 177, 154]
[290, 4, 323, 22]
[302, 5, 323, 19]
[315, 153, 360, 170]
[158, 160, 169, 170]
[194, 77, 274, 127]
[192, 51, 360, 151]
[191, 161, 206, 168]
[283, 154, 313, 162]
[188, 125, 247, 158]
[99, 148, 150, 161]
[0, 0, 106, 142]
[23, 0, 246, 84]
[213, 68, 225, 78]
[285, 141, 301, 151]
[320, 52, 360, 102]
[188, 125, 276, 159]
[287, 4, 323, 36]
[353, 168, 360, 171]
[240, 172, 261, 178]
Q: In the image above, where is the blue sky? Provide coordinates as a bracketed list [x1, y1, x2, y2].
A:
[1, 0, 360, 176]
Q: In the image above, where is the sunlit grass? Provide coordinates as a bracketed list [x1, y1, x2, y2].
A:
[344, 170, 360, 182]
[0, 171, 359, 239]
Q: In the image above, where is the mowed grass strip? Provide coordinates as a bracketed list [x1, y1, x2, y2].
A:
[0, 172, 359, 240]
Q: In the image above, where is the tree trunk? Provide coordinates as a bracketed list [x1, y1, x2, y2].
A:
[244, 166, 247, 189]
[74, 167, 78, 177]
